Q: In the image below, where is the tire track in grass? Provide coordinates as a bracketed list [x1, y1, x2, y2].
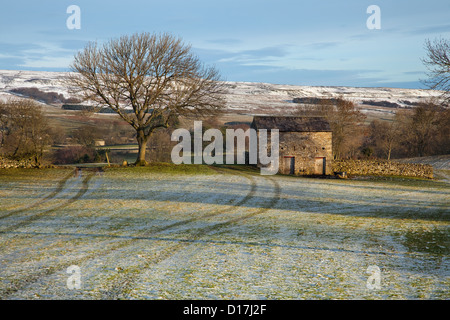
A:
[99, 174, 280, 300]
[0, 169, 260, 299]
[0, 171, 74, 220]
[149, 167, 258, 234]
[0, 172, 96, 298]
[0, 172, 94, 240]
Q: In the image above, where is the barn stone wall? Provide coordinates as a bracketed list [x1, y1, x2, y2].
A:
[278, 131, 333, 175]
[332, 159, 434, 179]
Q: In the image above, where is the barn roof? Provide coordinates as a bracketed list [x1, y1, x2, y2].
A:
[251, 116, 331, 132]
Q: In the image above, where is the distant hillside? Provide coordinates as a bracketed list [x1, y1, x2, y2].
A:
[0, 69, 445, 119]
[9, 87, 80, 104]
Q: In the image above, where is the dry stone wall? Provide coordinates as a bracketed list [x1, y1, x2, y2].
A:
[0, 157, 35, 169]
[332, 159, 433, 179]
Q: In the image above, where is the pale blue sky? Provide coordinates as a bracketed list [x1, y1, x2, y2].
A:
[0, 0, 449, 88]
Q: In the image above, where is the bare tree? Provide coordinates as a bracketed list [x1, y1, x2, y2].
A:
[0, 102, 11, 149]
[396, 99, 448, 157]
[0, 98, 54, 166]
[293, 97, 366, 159]
[368, 118, 400, 160]
[328, 98, 366, 159]
[67, 32, 226, 165]
[422, 37, 450, 103]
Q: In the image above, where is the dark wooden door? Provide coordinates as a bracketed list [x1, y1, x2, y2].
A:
[290, 157, 295, 175]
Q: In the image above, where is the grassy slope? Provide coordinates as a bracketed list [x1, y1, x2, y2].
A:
[0, 165, 448, 299]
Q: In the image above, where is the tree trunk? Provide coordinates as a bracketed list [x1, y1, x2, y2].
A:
[135, 128, 148, 166]
[34, 154, 40, 168]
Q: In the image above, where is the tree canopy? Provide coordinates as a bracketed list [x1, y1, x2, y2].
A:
[67, 32, 226, 165]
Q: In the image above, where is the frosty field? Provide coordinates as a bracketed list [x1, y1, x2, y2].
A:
[0, 166, 448, 300]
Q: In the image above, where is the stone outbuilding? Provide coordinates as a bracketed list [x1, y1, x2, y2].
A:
[94, 139, 106, 147]
[251, 116, 333, 175]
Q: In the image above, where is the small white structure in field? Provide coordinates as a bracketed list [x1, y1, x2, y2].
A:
[94, 139, 105, 147]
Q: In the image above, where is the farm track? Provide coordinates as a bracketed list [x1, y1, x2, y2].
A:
[0, 171, 74, 220]
[0, 171, 96, 298]
[0, 167, 276, 299]
[98, 169, 281, 299]
[0, 172, 94, 238]
[130, 167, 259, 235]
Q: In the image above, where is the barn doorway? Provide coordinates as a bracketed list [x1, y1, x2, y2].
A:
[314, 157, 326, 175]
[284, 156, 295, 175]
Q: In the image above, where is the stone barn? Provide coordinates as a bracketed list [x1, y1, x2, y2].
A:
[251, 116, 333, 175]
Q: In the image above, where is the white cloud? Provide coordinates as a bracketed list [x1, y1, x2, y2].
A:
[18, 55, 73, 69]
[9, 42, 75, 69]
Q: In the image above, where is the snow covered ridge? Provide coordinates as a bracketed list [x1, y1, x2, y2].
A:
[0, 70, 69, 103]
[221, 81, 444, 114]
[0, 69, 444, 114]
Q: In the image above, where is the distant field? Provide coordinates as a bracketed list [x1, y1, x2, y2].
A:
[0, 165, 448, 299]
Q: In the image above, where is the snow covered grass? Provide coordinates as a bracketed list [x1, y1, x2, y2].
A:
[0, 166, 448, 299]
